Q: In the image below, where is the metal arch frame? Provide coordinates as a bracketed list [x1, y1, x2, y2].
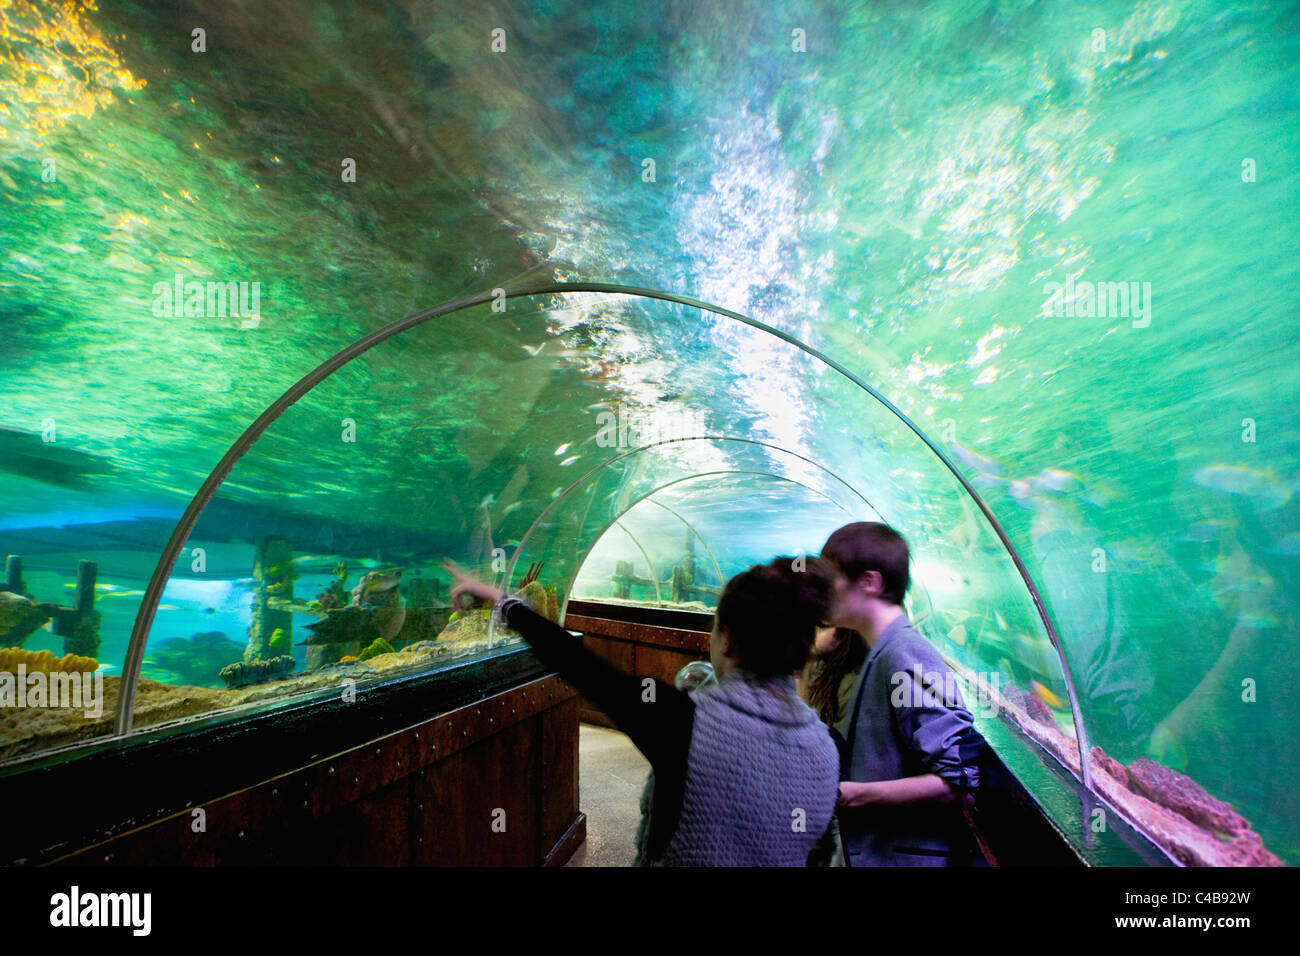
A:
[612, 520, 664, 606]
[518, 462, 948, 699]
[544, 467, 863, 626]
[118, 280, 1090, 790]
[642, 497, 726, 592]
[500, 433, 883, 585]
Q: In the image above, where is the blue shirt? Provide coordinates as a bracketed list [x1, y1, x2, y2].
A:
[840, 615, 985, 866]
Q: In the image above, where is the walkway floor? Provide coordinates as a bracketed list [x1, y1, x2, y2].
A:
[564, 723, 649, 867]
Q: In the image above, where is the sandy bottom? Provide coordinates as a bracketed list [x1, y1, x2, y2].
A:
[0, 632, 522, 763]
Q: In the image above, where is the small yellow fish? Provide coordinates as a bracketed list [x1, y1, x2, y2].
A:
[1031, 680, 1065, 710]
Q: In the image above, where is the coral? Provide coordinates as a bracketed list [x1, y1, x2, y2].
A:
[517, 580, 548, 616]
[220, 654, 295, 689]
[1090, 746, 1129, 787]
[358, 637, 394, 661]
[0, 646, 98, 674]
[1124, 758, 1248, 837]
[544, 584, 559, 623]
[518, 561, 544, 588]
[1001, 681, 1055, 726]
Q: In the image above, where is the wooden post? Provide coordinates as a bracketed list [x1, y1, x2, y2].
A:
[612, 560, 632, 599]
[248, 536, 295, 664]
[670, 565, 685, 604]
[683, 528, 695, 584]
[75, 560, 96, 615]
[5, 555, 25, 594]
[61, 560, 102, 659]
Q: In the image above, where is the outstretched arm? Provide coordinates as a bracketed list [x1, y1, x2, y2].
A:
[443, 560, 693, 770]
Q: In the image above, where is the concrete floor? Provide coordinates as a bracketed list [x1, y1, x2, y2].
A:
[565, 723, 649, 867]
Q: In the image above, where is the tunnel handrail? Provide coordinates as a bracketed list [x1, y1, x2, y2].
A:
[121, 281, 1091, 792]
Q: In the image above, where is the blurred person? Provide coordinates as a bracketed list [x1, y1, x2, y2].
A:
[798, 625, 867, 866]
[800, 625, 868, 739]
[821, 522, 986, 866]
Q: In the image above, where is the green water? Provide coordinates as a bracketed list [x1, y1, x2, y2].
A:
[1, 0, 1298, 864]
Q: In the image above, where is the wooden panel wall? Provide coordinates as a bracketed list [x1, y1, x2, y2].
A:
[56, 675, 584, 867]
[565, 613, 711, 727]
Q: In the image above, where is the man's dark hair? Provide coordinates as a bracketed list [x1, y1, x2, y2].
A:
[820, 522, 910, 605]
[714, 556, 836, 677]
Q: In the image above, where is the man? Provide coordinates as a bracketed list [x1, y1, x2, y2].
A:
[821, 522, 986, 866]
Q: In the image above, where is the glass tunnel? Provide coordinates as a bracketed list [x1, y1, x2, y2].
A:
[0, 0, 1296, 870]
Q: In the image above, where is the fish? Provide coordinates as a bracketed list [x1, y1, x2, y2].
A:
[1031, 680, 1066, 710]
[947, 441, 1007, 479]
[554, 443, 572, 456]
[1268, 533, 1300, 557]
[1192, 465, 1292, 511]
[1180, 521, 1226, 543]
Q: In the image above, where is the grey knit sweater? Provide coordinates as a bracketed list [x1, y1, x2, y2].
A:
[657, 671, 840, 866]
[498, 599, 839, 867]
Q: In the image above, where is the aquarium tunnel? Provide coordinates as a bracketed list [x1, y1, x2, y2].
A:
[1, 0, 1296, 869]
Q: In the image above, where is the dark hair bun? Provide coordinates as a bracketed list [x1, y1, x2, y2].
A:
[714, 556, 838, 677]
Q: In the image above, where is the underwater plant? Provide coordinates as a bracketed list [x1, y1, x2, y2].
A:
[267, 627, 293, 657]
[358, 637, 394, 661]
